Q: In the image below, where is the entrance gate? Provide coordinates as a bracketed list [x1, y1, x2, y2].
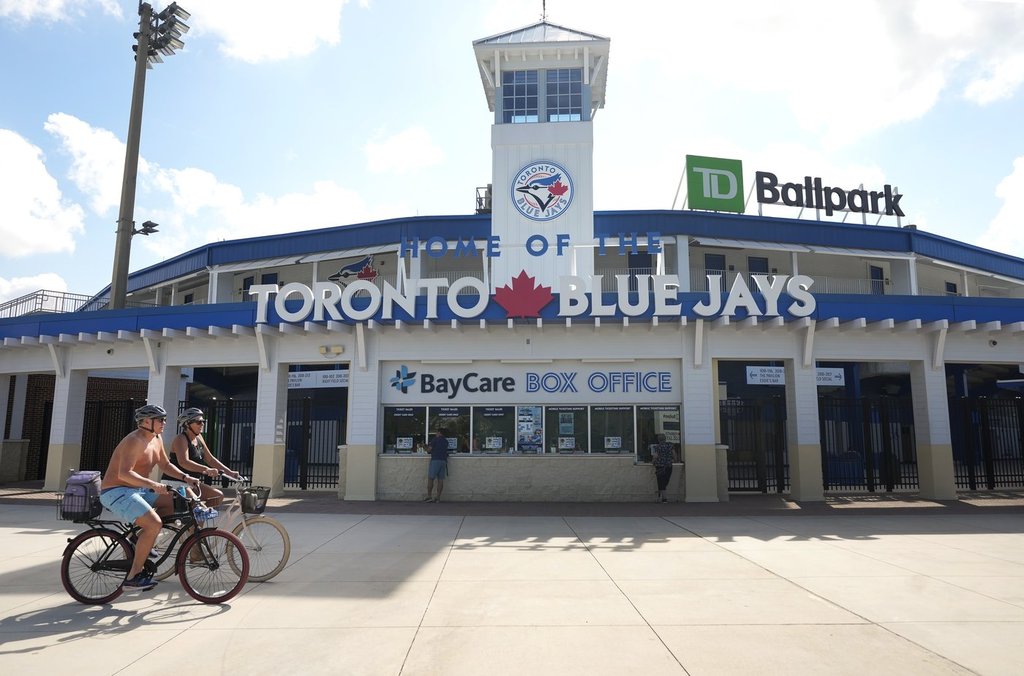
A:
[184, 398, 342, 490]
[720, 397, 788, 492]
[818, 396, 918, 492]
[949, 397, 1024, 489]
[285, 397, 342, 490]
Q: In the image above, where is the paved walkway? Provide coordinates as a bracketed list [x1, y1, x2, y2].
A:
[2, 488, 1024, 675]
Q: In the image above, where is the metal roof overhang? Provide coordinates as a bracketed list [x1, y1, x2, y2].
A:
[690, 237, 809, 252]
[691, 237, 914, 260]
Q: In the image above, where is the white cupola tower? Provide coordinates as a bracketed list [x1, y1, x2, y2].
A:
[472, 21, 610, 292]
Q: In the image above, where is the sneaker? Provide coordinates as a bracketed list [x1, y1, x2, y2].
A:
[122, 572, 157, 591]
[433, 497, 440, 503]
[422, 496, 434, 502]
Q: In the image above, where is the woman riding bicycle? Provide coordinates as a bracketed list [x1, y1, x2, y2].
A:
[163, 407, 242, 509]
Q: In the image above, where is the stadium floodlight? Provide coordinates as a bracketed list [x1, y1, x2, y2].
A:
[109, 3, 189, 309]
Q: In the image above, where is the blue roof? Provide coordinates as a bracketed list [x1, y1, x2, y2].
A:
[105, 210, 1024, 298]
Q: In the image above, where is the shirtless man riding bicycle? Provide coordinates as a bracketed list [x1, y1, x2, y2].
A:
[99, 404, 201, 591]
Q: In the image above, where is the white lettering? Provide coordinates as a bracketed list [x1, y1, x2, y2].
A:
[276, 282, 314, 323]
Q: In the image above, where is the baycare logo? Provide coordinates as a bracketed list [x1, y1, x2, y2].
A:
[391, 368, 517, 399]
[512, 160, 573, 221]
[389, 365, 417, 393]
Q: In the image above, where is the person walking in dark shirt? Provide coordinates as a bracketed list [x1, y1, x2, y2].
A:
[652, 433, 675, 503]
[424, 428, 450, 503]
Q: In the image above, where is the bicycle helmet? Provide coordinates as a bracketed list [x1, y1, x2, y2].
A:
[134, 404, 167, 423]
[177, 407, 205, 427]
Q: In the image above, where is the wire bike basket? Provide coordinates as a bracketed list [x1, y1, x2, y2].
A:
[240, 486, 271, 514]
[56, 493, 102, 522]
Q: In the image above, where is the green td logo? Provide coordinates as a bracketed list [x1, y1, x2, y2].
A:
[686, 155, 744, 213]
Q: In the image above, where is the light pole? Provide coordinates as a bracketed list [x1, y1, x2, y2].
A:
[109, 2, 190, 309]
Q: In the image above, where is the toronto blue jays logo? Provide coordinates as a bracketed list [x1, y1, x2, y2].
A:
[511, 160, 574, 221]
[328, 255, 378, 285]
[389, 365, 417, 393]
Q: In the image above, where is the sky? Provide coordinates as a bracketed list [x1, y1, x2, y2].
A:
[1, 0, 1024, 303]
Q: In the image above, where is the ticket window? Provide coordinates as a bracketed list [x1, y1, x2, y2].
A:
[429, 406, 470, 453]
[590, 405, 635, 455]
[637, 405, 681, 462]
[545, 406, 588, 453]
[473, 406, 516, 453]
[382, 406, 426, 453]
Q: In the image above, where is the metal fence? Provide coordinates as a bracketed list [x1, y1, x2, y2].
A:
[285, 398, 342, 489]
[719, 397, 788, 492]
[818, 396, 918, 492]
[949, 397, 1024, 489]
[180, 400, 258, 480]
[79, 400, 142, 471]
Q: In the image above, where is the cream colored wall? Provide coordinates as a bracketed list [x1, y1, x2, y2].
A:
[375, 455, 684, 502]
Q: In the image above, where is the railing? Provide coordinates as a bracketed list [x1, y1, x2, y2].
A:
[0, 290, 160, 318]
[0, 290, 101, 318]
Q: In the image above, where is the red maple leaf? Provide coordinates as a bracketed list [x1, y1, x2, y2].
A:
[356, 264, 378, 281]
[548, 181, 568, 196]
[494, 270, 554, 318]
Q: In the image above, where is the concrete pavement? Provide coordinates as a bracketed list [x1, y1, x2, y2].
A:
[1, 491, 1024, 675]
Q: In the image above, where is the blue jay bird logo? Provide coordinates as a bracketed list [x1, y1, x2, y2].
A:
[389, 365, 417, 393]
[328, 255, 377, 285]
[511, 161, 574, 222]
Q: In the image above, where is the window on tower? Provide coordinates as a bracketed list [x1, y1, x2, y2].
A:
[501, 70, 538, 123]
[546, 68, 582, 122]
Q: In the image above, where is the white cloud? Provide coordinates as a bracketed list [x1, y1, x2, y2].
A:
[44, 112, 148, 216]
[977, 156, 1024, 256]
[0, 273, 69, 304]
[144, 165, 405, 251]
[484, 0, 1024, 146]
[365, 126, 445, 174]
[0, 128, 85, 257]
[964, 52, 1024, 104]
[192, 0, 348, 63]
[0, 0, 120, 22]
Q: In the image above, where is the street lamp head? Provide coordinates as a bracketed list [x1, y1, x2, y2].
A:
[164, 16, 190, 36]
[159, 3, 191, 22]
[133, 220, 160, 236]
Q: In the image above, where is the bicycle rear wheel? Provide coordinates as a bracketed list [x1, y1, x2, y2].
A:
[177, 529, 249, 603]
[231, 516, 291, 582]
[61, 529, 131, 604]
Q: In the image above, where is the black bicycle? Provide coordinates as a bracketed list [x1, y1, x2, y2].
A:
[58, 487, 250, 605]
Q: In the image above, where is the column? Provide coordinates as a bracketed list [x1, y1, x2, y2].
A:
[10, 373, 27, 439]
[342, 365, 380, 500]
[681, 327, 720, 502]
[0, 375, 10, 439]
[43, 370, 88, 491]
[910, 360, 957, 500]
[785, 360, 823, 501]
[254, 363, 288, 496]
[146, 365, 182, 457]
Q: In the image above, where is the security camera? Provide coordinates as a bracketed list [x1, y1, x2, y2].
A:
[106, 348, 114, 355]
[989, 339, 998, 347]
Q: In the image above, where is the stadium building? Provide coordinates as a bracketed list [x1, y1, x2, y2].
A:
[2, 21, 1024, 502]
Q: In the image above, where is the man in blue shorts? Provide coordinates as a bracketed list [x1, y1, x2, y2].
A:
[424, 427, 450, 503]
[99, 404, 200, 591]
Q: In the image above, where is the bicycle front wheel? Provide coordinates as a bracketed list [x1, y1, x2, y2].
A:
[61, 529, 132, 605]
[177, 529, 249, 603]
[231, 516, 291, 582]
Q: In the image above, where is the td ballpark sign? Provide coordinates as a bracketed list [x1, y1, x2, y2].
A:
[686, 154, 905, 218]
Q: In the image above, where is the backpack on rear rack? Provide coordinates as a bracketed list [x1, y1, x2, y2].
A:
[59, 470, 103, 522]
